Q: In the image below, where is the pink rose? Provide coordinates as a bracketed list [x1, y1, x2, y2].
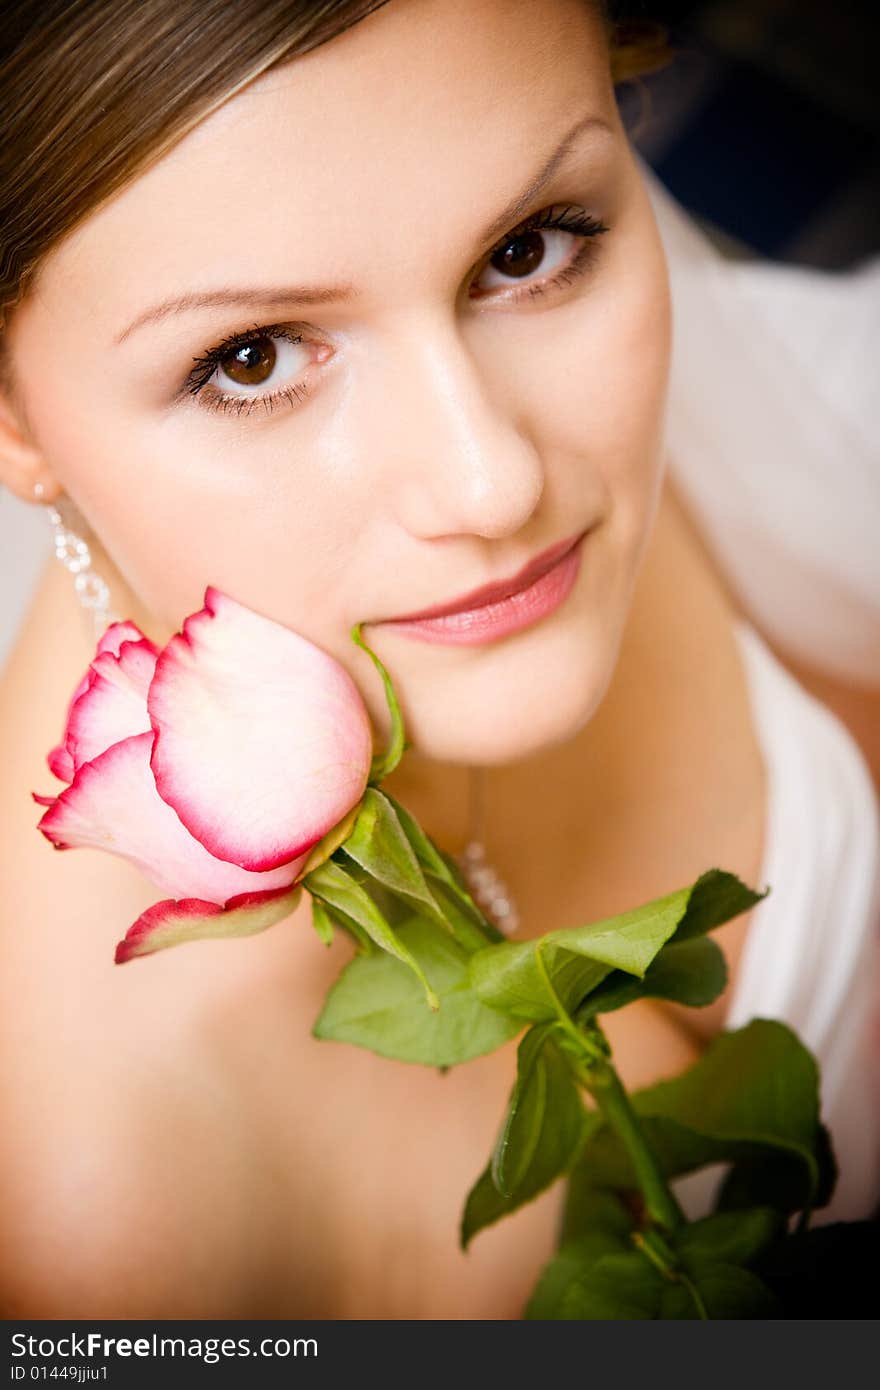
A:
[33, 587, 374, 963]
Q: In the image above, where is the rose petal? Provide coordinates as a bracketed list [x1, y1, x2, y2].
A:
[48, 742, 76, 783]
[114, 883, 303, 963]
[46, 621, 159, 783]
[97, 620, 158, 660]
[65, 638, 158, 771]
[36, 731, 307, 901]
[47, 670, 93, 782]
[147, 586, 373, 871]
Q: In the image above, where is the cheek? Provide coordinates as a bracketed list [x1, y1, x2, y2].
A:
[589, 252, 671, 494]
[607, 274, 671, 555]
[530, 242, 671, 526]
[11, 330, 357, 649]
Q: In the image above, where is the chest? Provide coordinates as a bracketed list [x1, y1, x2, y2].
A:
[201, 958, 567, 1318]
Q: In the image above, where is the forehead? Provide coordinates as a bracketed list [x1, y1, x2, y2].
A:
[32, 0, 613, 315]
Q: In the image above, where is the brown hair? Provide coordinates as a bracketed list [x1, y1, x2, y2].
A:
[0, 0, 672, 377]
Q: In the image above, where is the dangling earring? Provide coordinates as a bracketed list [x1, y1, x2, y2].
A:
[33, 482, 120, 643]
[454, 765, 520, 936]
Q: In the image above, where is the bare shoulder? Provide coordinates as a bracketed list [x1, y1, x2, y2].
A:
[765, 641, 880, 792]
[0, 566, 314, 1315]
[664, 473, 880, 790]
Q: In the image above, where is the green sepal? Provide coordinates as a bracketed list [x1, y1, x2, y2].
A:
[383, 791, 504, 945]
[350, 622, 406, 784]
[304, 857, 439, 1010]
[334, 787, 494, 954]
[421, 873, 497, 954]
[310, 897, 337, 947]
[340, 787, 439, 918]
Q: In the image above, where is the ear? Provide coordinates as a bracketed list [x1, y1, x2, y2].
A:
[0, 379, 62, 504]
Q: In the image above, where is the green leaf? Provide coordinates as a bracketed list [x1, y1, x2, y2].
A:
[350, 622, 406, 782]
[715, 1120, 838, 1215]
[662, 1259, 779, 1319]
[313, 913, 520, 1064]
[677, 1207, 785, 1266]
[461, 1026, 589, 1247]
[491, 1024, 554, 1196]
[468, 886, 693, 1022]
[339, 788, 439, 917]
[304, 858, 439, 1009]
[671, 868, 768, 942]
[526, 1247, 663, 1320]
[564, 889, 694, 976]
[459, 1168, 512, 1248]
[576, 936, 728, 1021]
[468, 937, 609, 1023]
[638, 1019, 822, 1164]
[471, 869, 764, 1024]
[526, 1183, 781, 1319]
[526, 1247, 779, 1320]
[531, 1168, 783, 1320]
[569, 1020, 831, 1215]
[557, 1157, 627, 1244]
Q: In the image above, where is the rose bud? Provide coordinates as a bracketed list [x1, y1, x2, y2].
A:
[33, 587, 373, 963]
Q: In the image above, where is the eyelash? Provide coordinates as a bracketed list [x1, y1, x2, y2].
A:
[184, 203, 610, 418]
[184, 324, 311, 418]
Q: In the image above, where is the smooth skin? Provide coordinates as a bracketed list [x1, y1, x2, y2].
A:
[0, 0, 876, 1317]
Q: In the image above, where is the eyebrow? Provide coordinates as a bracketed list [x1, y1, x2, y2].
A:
[114, 111, 613, 345]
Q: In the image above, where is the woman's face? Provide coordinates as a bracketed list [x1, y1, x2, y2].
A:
[5, 0, 671, 764]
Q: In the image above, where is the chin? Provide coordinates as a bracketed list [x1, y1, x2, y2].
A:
[391, 609, 622, 768]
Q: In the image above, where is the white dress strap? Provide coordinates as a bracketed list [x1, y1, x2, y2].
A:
[727, 619, 880, 1220]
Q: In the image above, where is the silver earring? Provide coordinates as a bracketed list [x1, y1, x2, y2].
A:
[35, 484, 121, 643]
[454, 765, 520, 936]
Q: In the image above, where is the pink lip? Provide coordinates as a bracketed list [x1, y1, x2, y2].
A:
[385, 529, 589, 621]
[375, 528, 589, 646]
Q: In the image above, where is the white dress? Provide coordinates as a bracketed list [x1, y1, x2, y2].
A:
[643, 158, 880, 1221]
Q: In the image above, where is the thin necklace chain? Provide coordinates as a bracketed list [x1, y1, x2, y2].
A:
[454, 765, 520, 936]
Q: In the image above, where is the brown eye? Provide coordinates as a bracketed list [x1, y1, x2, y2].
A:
[219, 336, 277, 386]
[489, 230, 547, 279]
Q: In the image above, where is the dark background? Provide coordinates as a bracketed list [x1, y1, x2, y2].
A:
[611, 0, 879, 267]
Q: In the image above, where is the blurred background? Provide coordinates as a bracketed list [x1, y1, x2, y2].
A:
[614, 0, 878, 266]
[1, 0, 877, 667]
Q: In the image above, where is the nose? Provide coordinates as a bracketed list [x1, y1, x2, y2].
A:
[363, 313, 545, 541]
